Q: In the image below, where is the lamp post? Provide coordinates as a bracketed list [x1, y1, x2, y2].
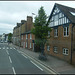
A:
[20, 23, 22, 48]
[32, 13, 36, 51]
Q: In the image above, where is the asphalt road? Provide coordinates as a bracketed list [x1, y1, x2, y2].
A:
[0, 43, 52, 74]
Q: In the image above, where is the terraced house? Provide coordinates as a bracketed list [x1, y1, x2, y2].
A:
[13, 16, 35, 50]
[45, 3, 75, 65]
[21, 16, 35, 50]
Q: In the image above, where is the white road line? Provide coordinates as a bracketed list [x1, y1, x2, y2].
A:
[18, 51, 21, 53]
[30, 61, 43, 71]
[7, 47, 9, 49]
[10, 48, 12, 49]
[12, 67, 16, 75]
[3, 47, 5, 49]
[22, 54, 27, 58]
[6, 50, 9, 55]
[14, 48, 15, 49]
[9, 56, 12, 63]
[24, 53, 56, 74]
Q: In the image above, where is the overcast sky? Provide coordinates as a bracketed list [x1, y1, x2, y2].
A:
[0, 1, 75, 35]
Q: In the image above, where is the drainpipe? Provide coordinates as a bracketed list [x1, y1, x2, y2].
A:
[70, 24, 74, 64]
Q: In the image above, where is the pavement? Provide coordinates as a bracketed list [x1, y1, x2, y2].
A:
[10, 43, 75, 74]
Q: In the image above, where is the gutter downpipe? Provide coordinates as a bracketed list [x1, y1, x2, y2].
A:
[71, 24, 74, 64]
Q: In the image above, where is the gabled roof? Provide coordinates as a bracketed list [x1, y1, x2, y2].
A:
[48, 3, 75, 24]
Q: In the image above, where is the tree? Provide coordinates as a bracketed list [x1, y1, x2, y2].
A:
[8, 33, 13, 43]
[31, 6, 51, 59]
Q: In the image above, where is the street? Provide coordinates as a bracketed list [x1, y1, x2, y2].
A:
[0, 43, 54, 74]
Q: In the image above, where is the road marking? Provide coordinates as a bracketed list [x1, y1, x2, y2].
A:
[6, 50, 9, 55]
[3, 47, 5, 49]
[30, 61, 43, 71]
[10, 48, 12, 49]
[22, 52, 57, 74]
[12, 67, 16, 75]
[18, 51, 21, 53]
[7, 47, 9, 49]
[9, 56, 12, 63]
[22, 54, 27, 58]
[14, 48, 15, 49]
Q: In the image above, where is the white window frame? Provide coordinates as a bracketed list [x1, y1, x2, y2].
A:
[47, 45, 50, 51]
[54, 29, 58, 37]
[30, 43, 32, 48]
[63, 48, 69, 55]
[53, 47, 58, 53]
[22, 35, 23, 40]
[63, 27, 69, 37]
[26, 34, 28, 39]
[26, 42, 27, 47]
[30, 34, 32, 39]
[48, 31, 50, 37]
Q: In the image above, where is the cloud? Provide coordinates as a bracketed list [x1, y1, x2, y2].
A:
[0, 23, 15, 35]
[0, 1, 75, 35]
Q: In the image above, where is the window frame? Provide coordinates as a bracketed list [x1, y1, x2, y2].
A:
[63, 48, 69, 55]
[30, 42, 32, 48]
[26, 42, 27, 47]
[22, 35, 23, 40]
[26, 34, 28, 39]
[54, 28, 58, 37]
[47, 45, 50, 51]
[63, 26, 69, 37]
[48, 31, 50, 37]
[30, 34, 32, 39]
[53, 47, 58, 53]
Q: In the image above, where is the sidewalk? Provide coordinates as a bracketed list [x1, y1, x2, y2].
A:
[11, 44, 75, 74]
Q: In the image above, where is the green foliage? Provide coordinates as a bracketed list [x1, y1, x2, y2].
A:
[31, 6, 51, 46]
[8, 33, 13, 42]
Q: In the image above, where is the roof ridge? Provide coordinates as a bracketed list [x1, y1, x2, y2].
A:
[55, 3, 75, 10]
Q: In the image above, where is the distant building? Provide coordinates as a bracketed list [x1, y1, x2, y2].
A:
[1, 33, 5, 42]
[5, 34, 9, 42]
[0, 35, 2, 42]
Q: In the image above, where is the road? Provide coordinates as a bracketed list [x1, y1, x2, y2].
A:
[0, 43, 55, 74]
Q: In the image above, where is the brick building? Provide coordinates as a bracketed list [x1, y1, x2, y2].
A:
[21, 16, 35, 51]
[45, 3, 75, 65]
[13, 16, 35, 50]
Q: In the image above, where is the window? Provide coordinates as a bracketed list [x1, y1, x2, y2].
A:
[26, 42, 27, 47]
[30, 34, 32, 39]
[47, 46, 50, 51]
[63, 48, 69, 55]
[53, 47, 58, 53]
[30, 43, 32, 48]
[54, 29, 58, 37]
[26, 34, 28, 39]
[48, 31, 50, 37]
[64, 27, 69, 36]
[54, 15, 58, 26]
[59, 13, 62, 18]
[22, 35, 23, 40]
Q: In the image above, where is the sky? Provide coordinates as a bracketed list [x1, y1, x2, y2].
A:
[0, 1, 75, 35]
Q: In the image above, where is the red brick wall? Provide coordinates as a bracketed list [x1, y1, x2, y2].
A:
[45, 24, 72, 62]
[21, 33, 35, 50]
[72, 25, 75, 65]
[27, 16, 33, 32]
